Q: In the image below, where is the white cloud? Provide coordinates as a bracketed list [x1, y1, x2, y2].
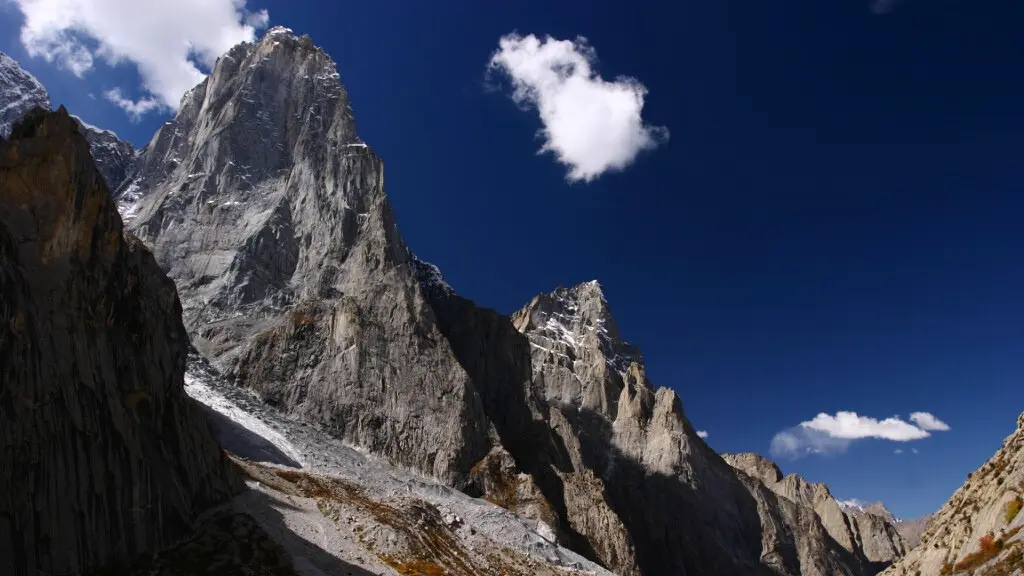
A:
[13, 0, 269, 118]
[894, 448, 904, 454]
[802, 411, 930, 441]
[103, 88, 160, 122]
[770, 410, 950, 459]
[487, 33, 668, 182]
[909, 412, 950, 431]
[696, 430, 709, 439]
[912, 448, 919, 454]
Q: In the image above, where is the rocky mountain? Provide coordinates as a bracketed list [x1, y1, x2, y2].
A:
[510, 283, 880, 575]
[839, 501, 933, 549]
[0, 53, 49, 137]
[894, 514, 933, 549]
[73, 115, 136, 192]
[724, 453, 907, 570]
[882, 413, 1024, 576]
[0, 107, 238, 575]
[0, 52, 135, 191]
[100, 25, 923, 576]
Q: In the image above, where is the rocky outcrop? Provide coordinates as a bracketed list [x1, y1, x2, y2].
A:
[725, 452, 908, 571]
[0, 107, 238, 576]
[882, 413, 1024, 576]
[512, 282, 865, 576]
[0, 52, 135, 191]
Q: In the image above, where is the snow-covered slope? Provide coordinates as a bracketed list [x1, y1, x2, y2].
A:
[0, 52, 49, 137]
[183, 356, 612, 575]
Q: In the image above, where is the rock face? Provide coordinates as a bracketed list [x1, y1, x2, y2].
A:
[74, 116, 136, 192]
[725, 453, 908, 571]
[894, 514, 933, 549]
[118, 27, 492, 487]
[0, 107, 238, 576]
[0, 52, 135, 191]
[511, 283, 870, 576]
[882, 413, 1024, 576]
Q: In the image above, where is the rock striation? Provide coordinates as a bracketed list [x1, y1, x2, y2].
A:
[0, 107, 238, 576]
[882, 413, 1024, 576]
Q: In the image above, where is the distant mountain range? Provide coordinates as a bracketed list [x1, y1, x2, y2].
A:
[0, 30, 1015, 576]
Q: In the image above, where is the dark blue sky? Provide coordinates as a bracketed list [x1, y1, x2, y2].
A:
[3, 0, 1023, 518]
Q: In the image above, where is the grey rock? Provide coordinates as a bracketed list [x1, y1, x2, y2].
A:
[0, 107, 238, 576]
[119, 27, 491, 487]
[73, 115, 136, 192]
[0, 52, 135, 192]
[893, 514, 933, 549]
[725, 452, 908, 571]
[512, 282, 867, 575]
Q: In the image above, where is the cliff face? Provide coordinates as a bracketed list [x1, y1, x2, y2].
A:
[882, 413, 1024, 576]
[115, 27, 491, 487]
[725, 452, 908, 572]
[0, 107, 238, 576]
[510, 283, 867, 576]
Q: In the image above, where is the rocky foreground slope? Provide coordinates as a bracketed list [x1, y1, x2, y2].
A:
[882, 413, 1024, 576]
[0, 107, 238, 575]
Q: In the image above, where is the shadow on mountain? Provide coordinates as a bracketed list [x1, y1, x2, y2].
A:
[561, 405, 775, 576]
[197, 403, 302, 468]
[234, 487, 378, 576]
[423, 290, 601, 562]
[422, 282, 872, 576]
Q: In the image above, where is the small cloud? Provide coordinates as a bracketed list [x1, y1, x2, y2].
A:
[770, 410, 949, 460]
[697, 430, 709, 439]
[104, 88, 163, 122]
[894, 448, 904, 454]
[909, 412, 950, 432]
[912, 448, 919, 454]
[487, 33, 668, 182]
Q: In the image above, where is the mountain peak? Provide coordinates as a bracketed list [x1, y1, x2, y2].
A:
[514, 281, 641, 378]
[0, 51, 51, 138]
